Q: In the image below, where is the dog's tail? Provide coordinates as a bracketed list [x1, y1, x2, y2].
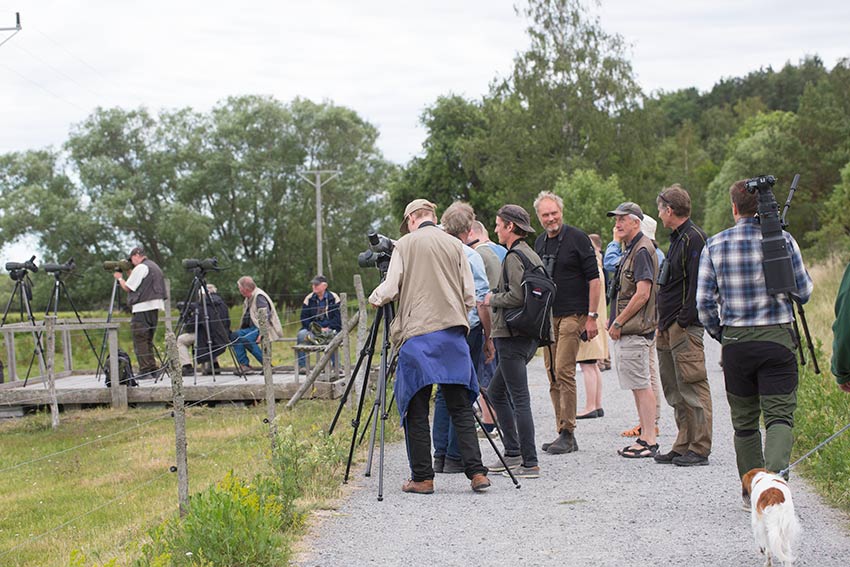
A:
[763, 504, 802, 564]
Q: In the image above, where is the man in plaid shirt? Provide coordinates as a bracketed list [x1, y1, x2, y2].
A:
[697, 179, 813, 486]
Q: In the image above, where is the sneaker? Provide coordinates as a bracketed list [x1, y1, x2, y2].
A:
[672, 450, 709, 467]
[503, 465, 540, 478]
[486, 454, 522, 472]
[441, 457, 465, 474]
[402, 479, 434, 494]
[654, 450, 682, 464]
[433, 455, 445, 474]
[471, 473, 491, 492]
[181, 364, 194, 377]
[239, 364, 257, 375]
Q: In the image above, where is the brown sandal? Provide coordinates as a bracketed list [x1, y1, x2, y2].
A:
[620, 424, 660, 437]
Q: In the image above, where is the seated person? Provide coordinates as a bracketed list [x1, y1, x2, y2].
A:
[231, 276, 283, 372]
[177, 284, 232, 376]
[297, 275, 342, 372]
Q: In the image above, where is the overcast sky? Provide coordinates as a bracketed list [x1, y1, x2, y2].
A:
[1, 0, 848, 165]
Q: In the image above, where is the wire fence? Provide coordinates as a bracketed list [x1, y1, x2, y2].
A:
[0, 281, 372, 565]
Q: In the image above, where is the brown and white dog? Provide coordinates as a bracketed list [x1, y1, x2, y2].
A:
[741, 468, 802, 566]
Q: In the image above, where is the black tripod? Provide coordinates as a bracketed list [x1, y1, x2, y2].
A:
[174, 268, 243, 384]
[95, 276, 121, 383]
[0, 265, 47, 385]
[25, 267, 103, 384]
[329, 301, 520, 500]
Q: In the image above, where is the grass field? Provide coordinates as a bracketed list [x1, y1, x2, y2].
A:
[792, 258, 850, 513]
[0, 396, 399, 566]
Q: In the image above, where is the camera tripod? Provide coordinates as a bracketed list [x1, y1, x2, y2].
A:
[0, 269, 47, 385]
[173, 270, 244, 385]
[329, 301, 520, 500]
[94, 276, 125, 384]
[22, 269, 104, 386]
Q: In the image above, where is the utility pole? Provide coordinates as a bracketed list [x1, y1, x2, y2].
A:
[0, 12, 21, 48]
[298, 168, 341, 277]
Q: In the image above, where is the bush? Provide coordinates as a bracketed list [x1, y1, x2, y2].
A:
[134, 472, 290, 567]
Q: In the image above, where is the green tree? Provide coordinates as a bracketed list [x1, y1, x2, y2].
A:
[702, 112, 804, 238]
[551, 168, 625, 238]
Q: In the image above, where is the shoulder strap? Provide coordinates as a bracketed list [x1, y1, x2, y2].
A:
[501, 247, 533, 291]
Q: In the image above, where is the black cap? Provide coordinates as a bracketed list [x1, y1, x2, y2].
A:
[497, 204, 535, 234]
[606, 202, 644, 220]
[127, 246, 145, 261]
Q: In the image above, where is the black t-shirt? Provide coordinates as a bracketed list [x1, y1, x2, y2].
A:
[534, 225, 599, 317]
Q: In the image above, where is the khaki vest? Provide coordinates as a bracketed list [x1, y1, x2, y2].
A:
[246, 287, 283, 340]
[616, 234, 658, 335]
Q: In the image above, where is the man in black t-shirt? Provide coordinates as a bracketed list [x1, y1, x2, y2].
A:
[533, 191, 601, 455]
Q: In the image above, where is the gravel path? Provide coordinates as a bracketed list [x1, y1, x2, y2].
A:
[294, 338, 850, 566]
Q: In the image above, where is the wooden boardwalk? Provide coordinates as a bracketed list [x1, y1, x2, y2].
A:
[0, 368, 346, 412]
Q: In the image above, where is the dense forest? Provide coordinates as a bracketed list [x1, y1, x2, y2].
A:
[1, 0, 848, 309]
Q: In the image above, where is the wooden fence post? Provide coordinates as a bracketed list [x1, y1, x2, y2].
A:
[45, 316, 60, 429]
[166, 331, 189, 517]
[257, 308, 277, 446]
[164, 278, 173, 333]
[108, 325, 128, 410]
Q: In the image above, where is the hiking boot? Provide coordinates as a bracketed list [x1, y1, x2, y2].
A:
[181, 364, 194, 377]
[503, 465, 540, 478]
[672, 450, 709, 467]
[402, 479, 434, 494]
[433, 455, 445, 474]
[486, 454, 522, 472]
[546, 430, 578, 454]
[471, 474, 491, 492]
[239, 364, 256, 375]
[654, 450, 682, 464]
[441, 457, 465, 474]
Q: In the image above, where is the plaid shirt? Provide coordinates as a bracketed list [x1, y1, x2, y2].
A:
[696, 217, 813, 340]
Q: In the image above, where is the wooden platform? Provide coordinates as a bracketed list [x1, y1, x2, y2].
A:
[0, 368, 346, 410]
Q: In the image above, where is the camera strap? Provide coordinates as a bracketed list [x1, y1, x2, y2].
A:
[541, 225, 566, 275]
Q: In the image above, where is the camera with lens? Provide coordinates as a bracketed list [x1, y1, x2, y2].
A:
[102, 259, 134, 272]
[745, 174, 776, 194]
[43, 258, 76, 275]
[182, 257, 220, 272]
[5, 255, 38, 274]
[357, 232, 394, 271]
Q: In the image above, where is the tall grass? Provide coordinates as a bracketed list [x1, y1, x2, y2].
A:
[793, 257, 850, 511]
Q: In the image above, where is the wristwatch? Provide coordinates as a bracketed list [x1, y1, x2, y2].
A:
[612, 321, 623, 329]
[587, 312, 599, 319]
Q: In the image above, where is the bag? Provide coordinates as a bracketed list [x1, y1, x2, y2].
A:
[502, 249, 556, 346]
[104, 349, 138, 387]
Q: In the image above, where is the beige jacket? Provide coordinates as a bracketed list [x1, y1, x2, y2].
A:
[245, 287, 284, 340]
[369, 224, 474, 346]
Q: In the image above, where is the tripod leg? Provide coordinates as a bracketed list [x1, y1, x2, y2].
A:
[60, 281, 104, 372]
[479, 387, 506, 441]
[96, 279, 119, 382]
[474, 411, 521, 488]
[795, 300, 821, 374]
[329, 309, 383, 434]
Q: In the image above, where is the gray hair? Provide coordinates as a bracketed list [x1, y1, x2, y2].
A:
[533, 191, 564, 213]
[441, 202, 476, 237]
[237, 276, 256, 291]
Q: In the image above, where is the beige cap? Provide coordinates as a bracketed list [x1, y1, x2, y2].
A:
[400, 199, 437, 235]
[640, 215, 657, 241]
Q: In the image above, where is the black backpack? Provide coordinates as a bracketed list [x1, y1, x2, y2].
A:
[104, 349, 138, 388]
[501, 248, 556, 346]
